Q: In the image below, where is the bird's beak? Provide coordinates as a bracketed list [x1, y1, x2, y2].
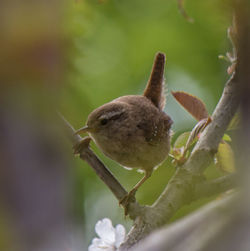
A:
[74, 125, 90, 135]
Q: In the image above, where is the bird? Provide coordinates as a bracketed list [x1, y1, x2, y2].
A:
[75, 52, 173, 206]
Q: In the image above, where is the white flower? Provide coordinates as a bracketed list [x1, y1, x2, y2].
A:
[88, 218, 126, 251]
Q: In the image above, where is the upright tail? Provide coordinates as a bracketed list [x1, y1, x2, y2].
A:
[143, 52, 166, 110]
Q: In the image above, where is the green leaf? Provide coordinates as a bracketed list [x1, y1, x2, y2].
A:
[216, 142, 235, 173]
[227, 112, 240, 131]
[170, 147, 185, 161]
[174, 132, 191, 149]
[222, 134, 232, 142]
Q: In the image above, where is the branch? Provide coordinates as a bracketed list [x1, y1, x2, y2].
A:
[133, 193, 238, 251]
[187, 73, 239, 174]
[193, 173, 238, 200]
[60, 114, 143, 219]
[154, 72, 239, 214]
[177, 0, 194, 23]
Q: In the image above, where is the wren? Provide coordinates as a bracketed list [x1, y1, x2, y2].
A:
[75, 52, 173, 204]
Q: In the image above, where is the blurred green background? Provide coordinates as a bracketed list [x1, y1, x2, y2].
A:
[61, 0, 232, 246]
[0, 0, 233, 249]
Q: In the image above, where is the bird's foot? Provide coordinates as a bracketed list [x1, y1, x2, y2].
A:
[119, 189, 137, 216]
[73, 136, 91, 155]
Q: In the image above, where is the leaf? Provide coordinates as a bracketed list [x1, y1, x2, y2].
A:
[222, 134, 232, 142]
[174, 131, 191, 149]
[172, 117, 211, 163]
[216, 142, 235, 173]
[170, 146, 185, 160]
[227, 112, 240, 131]
[185, 117, 211, 149]
[172, 91, 209, 121]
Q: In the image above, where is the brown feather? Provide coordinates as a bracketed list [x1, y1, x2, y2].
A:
[143, 52, 166, 110]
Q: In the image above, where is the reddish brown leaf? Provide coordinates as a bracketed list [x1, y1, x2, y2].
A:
[172, 91, 209, 121]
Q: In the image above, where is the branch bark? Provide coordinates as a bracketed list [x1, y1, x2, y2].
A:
[133, 193, 238, 251]
[193, 173, 238, 200]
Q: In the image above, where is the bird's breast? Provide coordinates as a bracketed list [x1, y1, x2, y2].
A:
[90, 125, 171, 170]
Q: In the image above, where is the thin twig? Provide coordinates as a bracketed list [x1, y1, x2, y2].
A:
[177, 0, 194, 23]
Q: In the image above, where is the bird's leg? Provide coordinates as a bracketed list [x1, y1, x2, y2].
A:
[129, 169, 153, 195]
[119, 169, 153, 215]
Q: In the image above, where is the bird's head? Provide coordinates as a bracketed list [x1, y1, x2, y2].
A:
[75, 101, 128, 139]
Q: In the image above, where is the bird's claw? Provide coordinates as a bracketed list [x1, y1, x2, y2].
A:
[119, 190, 136, 216]
[73, 136, 91, 155]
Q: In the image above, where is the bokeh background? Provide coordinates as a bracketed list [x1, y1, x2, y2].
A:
[0, 0, 233, 250]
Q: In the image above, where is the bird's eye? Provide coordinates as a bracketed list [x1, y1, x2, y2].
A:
[100, 118, 108, 125]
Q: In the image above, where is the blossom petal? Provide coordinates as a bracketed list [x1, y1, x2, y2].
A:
[95, 218, 115, 244]
[88, 238, 114, 251]
[88, 243, 104, 251]
[114, 224, 126, 248]
[88, 243, 113, 251]
[91, 238, 103, 246]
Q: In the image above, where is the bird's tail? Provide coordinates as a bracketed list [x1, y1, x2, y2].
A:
[143, 52, 166, 110]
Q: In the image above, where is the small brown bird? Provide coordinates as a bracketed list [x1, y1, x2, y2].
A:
[75, 52, 173, 203]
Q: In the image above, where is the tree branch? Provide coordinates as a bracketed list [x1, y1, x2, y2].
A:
[187, 73, 239, 174]
[133, 193, 238, 251]
[193, 173, 238, 200]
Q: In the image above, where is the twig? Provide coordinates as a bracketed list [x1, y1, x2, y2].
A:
[177, 0, 194, 23]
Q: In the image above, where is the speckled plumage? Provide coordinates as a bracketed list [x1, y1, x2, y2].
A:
[87, 95, 172, 172]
